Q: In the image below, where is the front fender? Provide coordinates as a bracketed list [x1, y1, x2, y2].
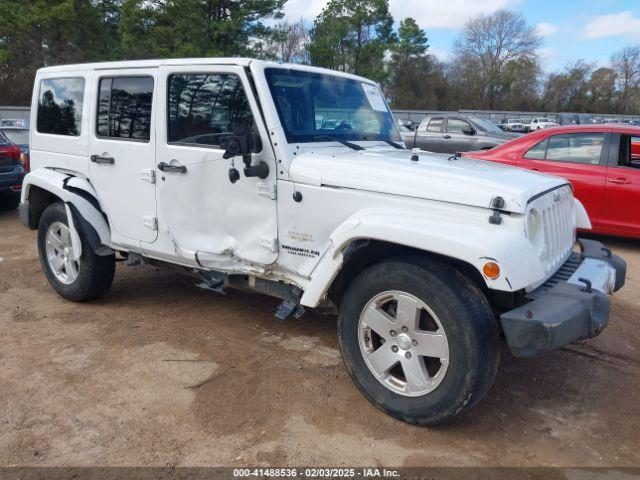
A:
[300, 210, 546, 307]
[21, 168, 113, 254]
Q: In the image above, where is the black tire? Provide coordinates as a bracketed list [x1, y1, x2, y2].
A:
[338, 257, 500, 426]
[0, 194, 19, 210]
[37, 202, 115, 301]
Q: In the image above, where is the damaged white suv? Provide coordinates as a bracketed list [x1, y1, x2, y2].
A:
[20, 59, 626, 425]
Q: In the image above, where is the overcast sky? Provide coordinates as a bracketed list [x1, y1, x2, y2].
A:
[281, 0, 640, 72]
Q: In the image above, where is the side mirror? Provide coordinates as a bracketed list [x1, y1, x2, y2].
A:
[221, 126, 268, 181]
[462, 125, 475, 135]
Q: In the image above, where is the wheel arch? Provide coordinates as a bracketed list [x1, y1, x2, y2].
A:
[299, 211, 545, 308]
[326, 239, 488, 309]
[21, 168, 113, 254]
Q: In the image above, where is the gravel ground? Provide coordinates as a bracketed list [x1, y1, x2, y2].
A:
[0, 208, 639, 467]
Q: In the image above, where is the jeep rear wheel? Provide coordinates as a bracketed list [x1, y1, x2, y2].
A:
[38, 202, 115, 301]
[338, 258, 500, 426]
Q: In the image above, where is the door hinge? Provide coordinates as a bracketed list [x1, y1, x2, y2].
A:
[141, 169, 156, 184]
[143, 216, 158, 231]
[259, 235, 278, 253]
[257, 183, 277, 200]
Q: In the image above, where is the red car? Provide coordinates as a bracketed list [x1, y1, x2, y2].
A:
[465, 124, 640, 239]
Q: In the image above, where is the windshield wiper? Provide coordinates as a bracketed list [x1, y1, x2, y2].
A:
[381, 139, 406, 150]
[312, 135, 365, 151]
[360, 135, 406, 150]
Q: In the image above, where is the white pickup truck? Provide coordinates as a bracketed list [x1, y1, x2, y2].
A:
[20, 59, 626, 425]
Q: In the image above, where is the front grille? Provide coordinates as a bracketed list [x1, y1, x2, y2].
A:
[527, 252, 583, 300]
[536, 186, 575, 274]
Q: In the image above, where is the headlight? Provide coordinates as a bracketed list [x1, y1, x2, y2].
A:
[527, 209, 541, 240]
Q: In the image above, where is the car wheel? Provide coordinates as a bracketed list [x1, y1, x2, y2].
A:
[338, 257, 500, 425]
[37, 202, 115, 301]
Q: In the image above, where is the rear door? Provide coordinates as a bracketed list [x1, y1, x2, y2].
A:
[517, 131, 608, 226]
[600, 131, 640, 236]
[414, 117, 443, 152]
[89, 69, 158, 246]
[443, 117, 476, 153]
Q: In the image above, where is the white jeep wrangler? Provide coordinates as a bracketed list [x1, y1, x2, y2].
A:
[20, 59, 626, 425]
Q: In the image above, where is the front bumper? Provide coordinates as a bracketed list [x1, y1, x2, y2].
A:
[500, 239, 626, 358]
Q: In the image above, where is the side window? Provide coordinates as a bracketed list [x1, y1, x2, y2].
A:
[447, 118, 470, 134]
[426, 118, 442, 133]
[546, 133, 605, 165]
[167, 73, 254, 148]
[524, 139, 548, 159]
[37, 78, 85, 136]
[97, 76, 154, 142]
[618, 134, 640, 168]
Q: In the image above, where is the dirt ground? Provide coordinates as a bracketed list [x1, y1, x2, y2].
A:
[0, 208, 639, 468]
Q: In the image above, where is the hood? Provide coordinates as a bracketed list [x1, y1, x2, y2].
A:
[289, 146, 568, 214]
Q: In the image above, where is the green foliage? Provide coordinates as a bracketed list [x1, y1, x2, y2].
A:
[0, 0, 121, 103]
[386, 17, 433, 109]
[307, 0, 394, 83]
[119, 0, 284, 59]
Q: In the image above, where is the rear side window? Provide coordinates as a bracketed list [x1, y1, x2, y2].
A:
[618, 134, 640, 168]
[167, 73, 254, 148]
[426, 118, 442, 133]
[97, 76, 154, 141]
[37, 78, 85, 136]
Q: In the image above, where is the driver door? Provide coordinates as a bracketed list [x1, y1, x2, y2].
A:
[149, 65, 278, 268]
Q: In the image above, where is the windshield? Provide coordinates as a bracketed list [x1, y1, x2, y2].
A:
[469, 117, 503, 133]
[1, 129, 29, 146]
[265, 68, 401, 144]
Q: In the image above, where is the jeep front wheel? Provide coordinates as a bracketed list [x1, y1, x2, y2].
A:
[38, 202, 115, 301]
[338, 258, 500, 425]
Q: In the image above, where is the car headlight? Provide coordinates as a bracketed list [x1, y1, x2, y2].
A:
[527, 209, 541, 240]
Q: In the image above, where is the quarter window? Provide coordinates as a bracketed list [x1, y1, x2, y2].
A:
[426, 118, 442, 133]
[97, 76, 154, 141]
[524, 133, 605, 165]
[167, 73, 254, 148]
[37, 78, 85, 136]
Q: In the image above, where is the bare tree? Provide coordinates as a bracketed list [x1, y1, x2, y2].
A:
[264, 19, 310, 64]
[611, 46, 640, 113]
[454, 10, 541, 109]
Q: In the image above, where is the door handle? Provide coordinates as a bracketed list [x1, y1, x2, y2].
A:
[90, 154, 115, 164]
[443, 135, 452, 139]
[608, 177, 630, 184]
[158, 161, 187, 173]
[531, 168, 541, 171]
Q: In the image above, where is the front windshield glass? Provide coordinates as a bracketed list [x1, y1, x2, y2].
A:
[469, 117, 502, 133]
[265, 68, 401, 144]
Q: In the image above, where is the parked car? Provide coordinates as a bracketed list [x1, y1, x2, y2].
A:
[0, 124, 30, 167]
[465, 124, 640, 239]
[529, 117, 559, 130]
[557, 113, 594, 125]
[20, 59, 625, 425]
[0, 130, 27, 210]
[499, 118, 528, 132]
[402, 114, 519, 153]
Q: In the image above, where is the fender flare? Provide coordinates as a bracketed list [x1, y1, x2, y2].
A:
[299, 210, 547, 308]
[21, 168, 114, 256]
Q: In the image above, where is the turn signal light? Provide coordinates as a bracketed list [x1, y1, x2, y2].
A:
[483, 262, 501, 279]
